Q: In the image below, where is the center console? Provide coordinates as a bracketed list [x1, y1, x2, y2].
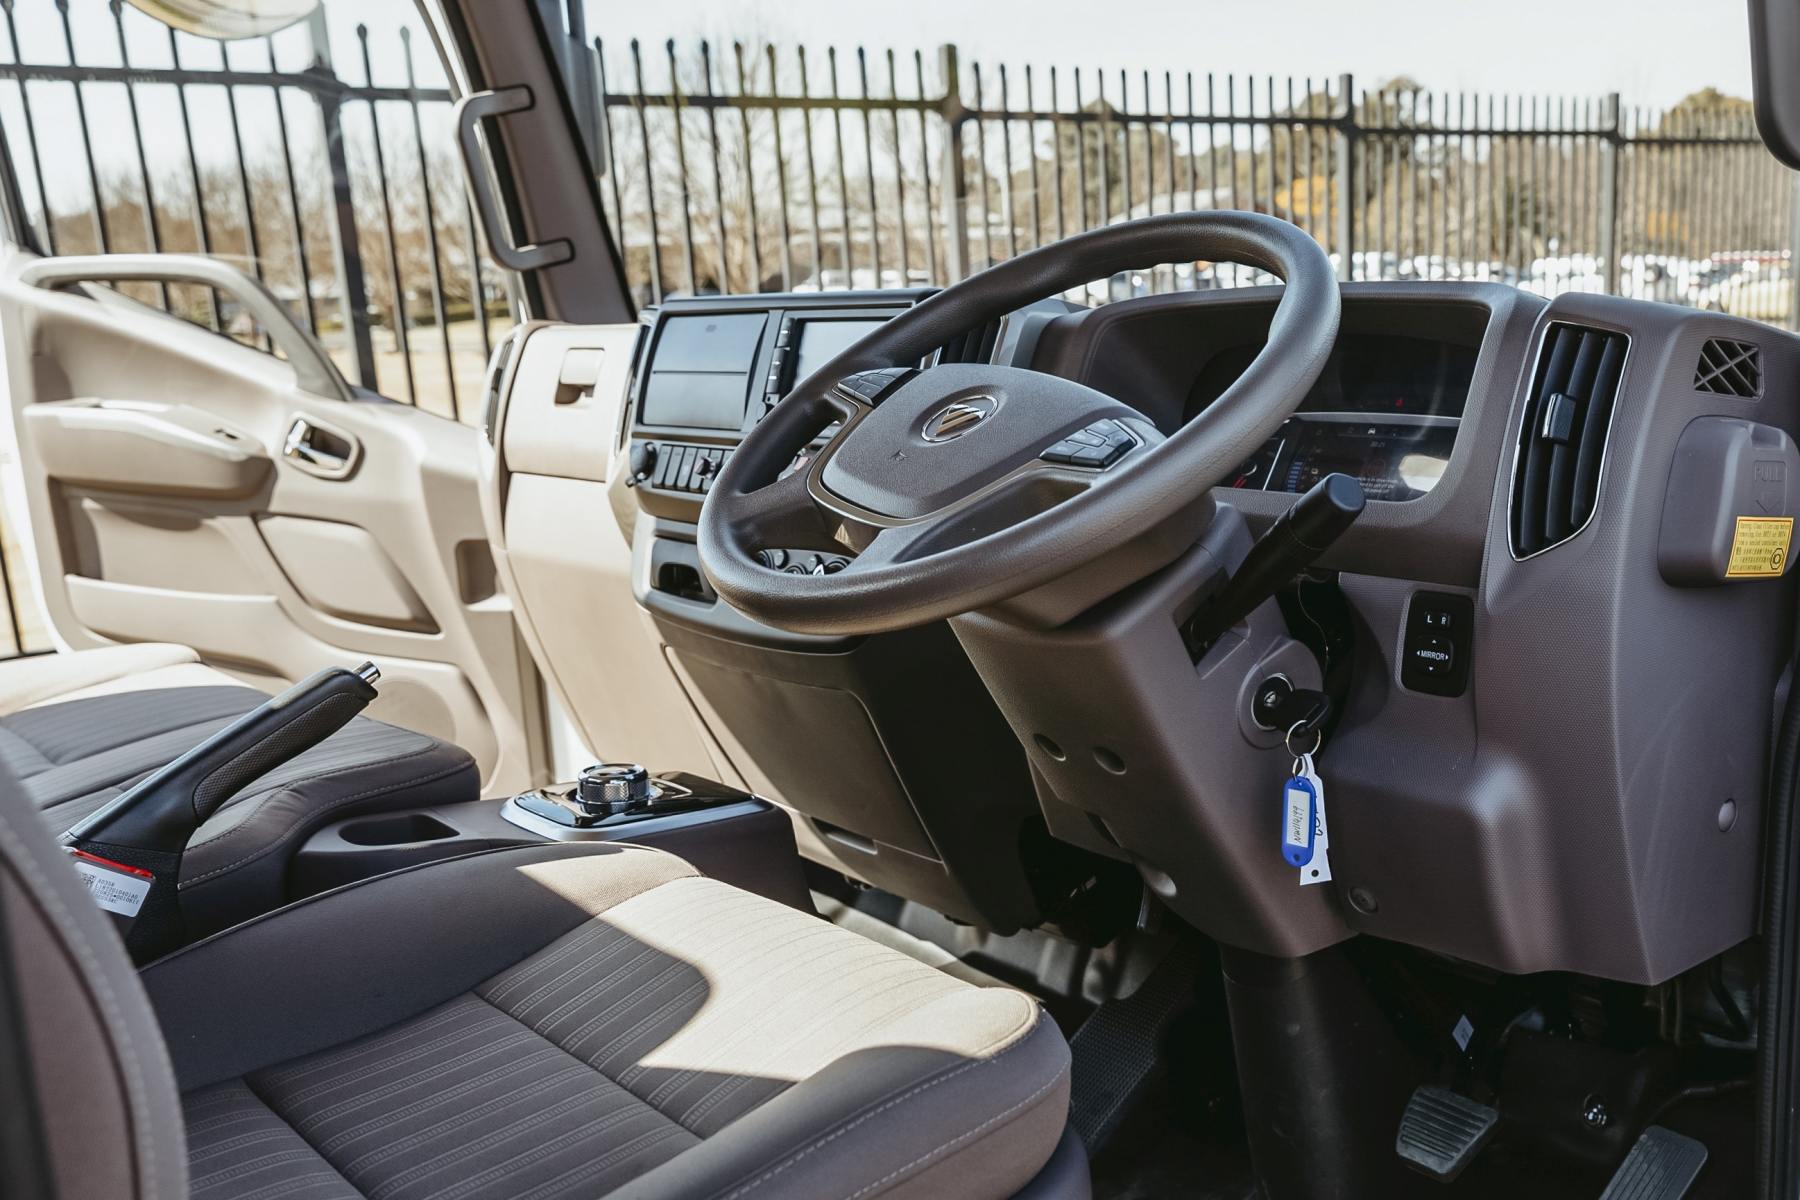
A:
[294, 763, 814, 912]
[610, 291, 1133, 937]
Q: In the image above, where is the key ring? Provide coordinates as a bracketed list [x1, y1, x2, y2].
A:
[1285, 720, 1322, 760]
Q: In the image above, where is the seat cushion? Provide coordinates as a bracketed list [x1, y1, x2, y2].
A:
[147, 843, 1072, 1200]
[1, 645, 479, 936]
[0, 641, 214, 717]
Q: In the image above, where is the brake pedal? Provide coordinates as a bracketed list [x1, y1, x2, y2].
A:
[1598, 1127, 1707, 1200]
[1395, 1086, 1498, 1181]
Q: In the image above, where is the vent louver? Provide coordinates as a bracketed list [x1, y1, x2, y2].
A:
[936, 317, 1004, 365]
[1509, 322, 1628, 558]
[1694, 337, 1762, 398]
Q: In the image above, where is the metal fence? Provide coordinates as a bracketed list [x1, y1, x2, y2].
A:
[0, 16, 1794, 661]
[584, 41, 1799, 325]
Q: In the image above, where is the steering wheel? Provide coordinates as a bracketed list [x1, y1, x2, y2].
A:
[698, 211, 1340, 637]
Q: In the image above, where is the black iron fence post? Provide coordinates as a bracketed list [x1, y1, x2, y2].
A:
[1601, 93, 1622, 295]
[317, 92, 379, 388]
[1335, 73, 1356, 281]
[306, 12, 378, 388]
[937, 44, 969, 283]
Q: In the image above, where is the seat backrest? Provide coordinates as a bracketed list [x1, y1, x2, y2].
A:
[0, 763, 186, 1200]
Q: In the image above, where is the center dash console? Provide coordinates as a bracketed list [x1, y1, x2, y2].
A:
[293, 763, 812, 911]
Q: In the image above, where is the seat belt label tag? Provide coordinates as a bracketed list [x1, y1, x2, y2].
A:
[67, 851, 152, 917]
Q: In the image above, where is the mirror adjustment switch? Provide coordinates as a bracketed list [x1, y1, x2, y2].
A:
[1413, 635, 1453, 675]
[1401, 592, 1473, 697]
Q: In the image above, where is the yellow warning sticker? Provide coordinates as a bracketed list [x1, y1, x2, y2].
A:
[1726, 515, 1794, 579]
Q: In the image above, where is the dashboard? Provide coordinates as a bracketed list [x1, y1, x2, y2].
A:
[584, 276, 1800, 988]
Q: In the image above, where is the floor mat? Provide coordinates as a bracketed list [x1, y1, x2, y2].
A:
[1069, 939, 1206, 1153]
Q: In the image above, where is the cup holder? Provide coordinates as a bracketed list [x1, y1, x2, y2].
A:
[337, 812, 459, 847]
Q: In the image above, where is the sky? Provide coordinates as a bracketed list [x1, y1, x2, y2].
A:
[583, 0, 1758, 114]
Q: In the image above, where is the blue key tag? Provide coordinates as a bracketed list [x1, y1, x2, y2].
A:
[1299, 753, 1332, 886]
[1281, 757, 1318, 868]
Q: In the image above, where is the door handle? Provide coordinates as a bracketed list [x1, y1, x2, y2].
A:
[283, 416, 358, 478]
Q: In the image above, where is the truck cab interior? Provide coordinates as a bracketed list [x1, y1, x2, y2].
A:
[11, 2, 1800, 1199]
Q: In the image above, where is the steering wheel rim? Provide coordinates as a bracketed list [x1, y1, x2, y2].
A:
[697, 210, 1341, 637]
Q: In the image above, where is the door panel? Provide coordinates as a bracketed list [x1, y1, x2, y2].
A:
[0, 250, 534, 794]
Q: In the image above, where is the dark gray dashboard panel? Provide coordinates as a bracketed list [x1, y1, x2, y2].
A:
[1323, 294, 1800, 983]
[951, 503, 1352, 960]
[605, 282, 1796, 984]
[1031, 282, 1546, 588]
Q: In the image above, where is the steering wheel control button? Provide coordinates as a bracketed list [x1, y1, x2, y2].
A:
[1043, 420, 1136, 469]
[834, 368, 916, 406]
[1400, 591, 1474, 697]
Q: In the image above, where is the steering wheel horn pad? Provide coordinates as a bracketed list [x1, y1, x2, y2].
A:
[698, 210, 1341, 637]
[818, 364, 1141, 521]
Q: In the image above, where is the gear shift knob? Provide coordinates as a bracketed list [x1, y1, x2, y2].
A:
[576, 763, 654, 817]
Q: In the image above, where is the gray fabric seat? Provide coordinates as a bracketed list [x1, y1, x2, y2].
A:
[0, 769, 1086, 1200]
[0, 643, 478, 935]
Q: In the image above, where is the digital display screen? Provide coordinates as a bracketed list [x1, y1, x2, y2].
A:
[1199, 333, 1474, 503]
[640, 312, 766, 429]
[1187, 334, 1479, 421]
[791, 319, 889, 385]
[1233, 419, 1457, 501]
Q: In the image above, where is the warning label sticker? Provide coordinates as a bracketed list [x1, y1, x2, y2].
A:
[70, 857, 152, 917]
[1727, 516, 1794, 579]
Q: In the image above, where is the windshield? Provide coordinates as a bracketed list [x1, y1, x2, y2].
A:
[571, 0, 1788, 326]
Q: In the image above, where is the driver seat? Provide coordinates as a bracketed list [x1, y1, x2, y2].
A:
[0, 757, 1090, 1200]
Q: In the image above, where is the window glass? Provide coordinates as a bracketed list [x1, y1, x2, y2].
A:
[568, 0, 1790, 326]
[0, 0, 508, 421]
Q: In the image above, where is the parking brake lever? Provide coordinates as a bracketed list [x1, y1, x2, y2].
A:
[1182, 473, 1365, 658]
[67, 661, 381, 856]
[62, 662, 380, 960]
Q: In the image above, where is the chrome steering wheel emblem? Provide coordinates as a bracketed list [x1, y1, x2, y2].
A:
[922, 395, 999, 442]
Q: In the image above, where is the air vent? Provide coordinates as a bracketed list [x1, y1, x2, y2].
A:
[936, 317, 1004, 365]
[1694, 337, 1762, 398]
[1509, 322, 1628, 558]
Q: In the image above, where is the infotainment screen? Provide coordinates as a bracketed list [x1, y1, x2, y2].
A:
[640, 312, 767, 429]
[791, 319, 890, 384]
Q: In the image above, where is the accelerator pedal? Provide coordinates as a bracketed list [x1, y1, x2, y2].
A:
[1067, 939, 1202, 1153]
[1395, 1086, 1498, 1181]
[1597, 1127, 1707, 1200]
